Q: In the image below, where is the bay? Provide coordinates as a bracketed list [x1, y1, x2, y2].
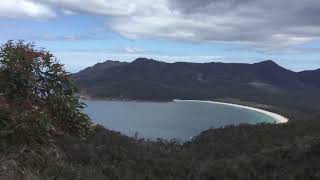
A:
[83, 100, 275, 140]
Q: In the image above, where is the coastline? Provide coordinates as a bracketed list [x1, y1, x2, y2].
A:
[80, 95, 172, 103]
[81, 95, 289, 124]
[173, 99, 289, 124]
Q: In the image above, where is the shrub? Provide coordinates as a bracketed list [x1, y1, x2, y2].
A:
[0, 40, 92, 145]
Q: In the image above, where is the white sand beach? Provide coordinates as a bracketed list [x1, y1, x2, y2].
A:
[174, 99, 289, 124]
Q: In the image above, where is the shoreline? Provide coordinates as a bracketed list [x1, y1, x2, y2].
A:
[81, 96, 289, 124]
[173, 99, 289, 124]
[80, 96, 172, 103]
[81, 98, 172, 103]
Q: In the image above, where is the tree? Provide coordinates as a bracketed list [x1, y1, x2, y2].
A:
[0, 40, 92, 145]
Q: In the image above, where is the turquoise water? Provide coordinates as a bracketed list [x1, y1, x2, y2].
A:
[83, 100, 275, 140]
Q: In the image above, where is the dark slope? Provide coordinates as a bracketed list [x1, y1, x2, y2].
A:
[299, 69, 320, 88]
[73, 60, 128, 88]
[74, 58, 320, 109]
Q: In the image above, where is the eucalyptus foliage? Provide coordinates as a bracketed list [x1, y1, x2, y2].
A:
[0, 40, 92, 145]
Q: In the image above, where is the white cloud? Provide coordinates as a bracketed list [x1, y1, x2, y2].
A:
[43, 0, 320, 51]
[43, 0, 167, 16]
[62, 9, 76, 15]
[124, 47, 144, 53]
[2, 0, 320, 51]
[0, 0, 55, 19]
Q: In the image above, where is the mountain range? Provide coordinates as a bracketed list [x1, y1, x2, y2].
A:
[73, 58, 320, 110]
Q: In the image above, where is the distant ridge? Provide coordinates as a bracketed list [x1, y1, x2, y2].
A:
[299, 68, 320, 88]
[75, 60, 128, 75]
[73, 58, 320, 108]
[132, 57, 161, 64]
[254, 60, 279, 65]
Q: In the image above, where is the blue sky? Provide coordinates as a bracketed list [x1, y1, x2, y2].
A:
[0, 0, 320, 72]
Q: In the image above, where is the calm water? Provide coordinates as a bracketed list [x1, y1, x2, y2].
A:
[83, 100, 275, 140]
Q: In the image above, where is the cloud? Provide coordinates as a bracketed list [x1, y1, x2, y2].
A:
[31, 31, 109, 42]
[62, 9, 76, 15]
[124, 47, 145, 53]
[0, 0, 55, 19]
[2, 0, 320, 51]
[42, 0, 161, 16]
[108, 0, 320, 51]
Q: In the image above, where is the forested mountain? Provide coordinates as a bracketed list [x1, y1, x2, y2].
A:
[299, 69, 320, 88]
[74, 60, 128, 81]
[74, 58, 320, 110]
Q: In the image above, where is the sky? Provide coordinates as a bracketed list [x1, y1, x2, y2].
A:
[0, 0, 320, 72]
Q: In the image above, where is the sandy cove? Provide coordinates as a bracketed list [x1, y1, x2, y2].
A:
[174, 99, 289, 124]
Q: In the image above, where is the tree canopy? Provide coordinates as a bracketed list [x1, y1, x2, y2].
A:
[0, 40, 92, 145]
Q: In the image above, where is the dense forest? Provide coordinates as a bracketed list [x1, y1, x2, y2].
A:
[1, 41, 320, 180]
